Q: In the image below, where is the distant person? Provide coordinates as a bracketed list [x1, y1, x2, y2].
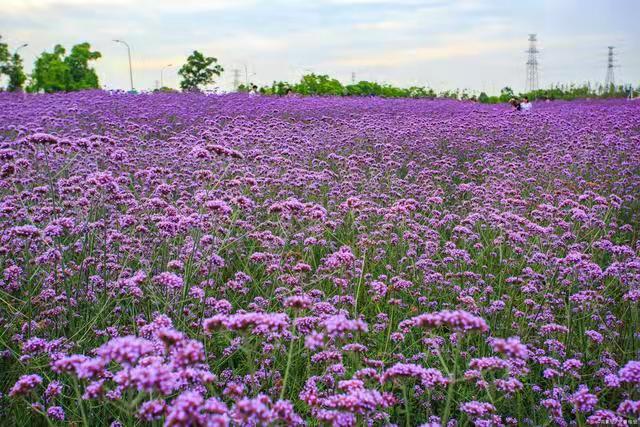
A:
[509, 98, 522, 111]
[248, 84, 259, 96]
[521, 96, 532, 111]
[285, 88, 294, 97]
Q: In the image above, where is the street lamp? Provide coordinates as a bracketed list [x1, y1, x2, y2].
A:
[242, 64, 256, 85]
[14, 43, 28, 55]
[113, 39, 134, 91]
[160, 64, 173, 88]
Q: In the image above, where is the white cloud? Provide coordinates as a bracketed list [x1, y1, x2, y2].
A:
[334, 38, 521, 68]
[1, 0, 637, 93]
[321, 0, 435, 4]
[2, 0, 256, 13]
[352, 20, 414, 31]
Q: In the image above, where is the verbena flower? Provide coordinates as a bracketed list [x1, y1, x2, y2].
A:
[9, 374, 42, 397]
[404, 310, 489, 333]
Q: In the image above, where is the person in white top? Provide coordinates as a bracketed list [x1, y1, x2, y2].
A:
[521, 96, 533, 111]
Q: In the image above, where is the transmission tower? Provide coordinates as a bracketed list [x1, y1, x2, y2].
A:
[525, 34, 539, 92]
[351, 72, 356, 84]
[232, 68, 241, 91]
[604, 46, 615, 91]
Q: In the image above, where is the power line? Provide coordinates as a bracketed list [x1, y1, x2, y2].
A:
[525, 34, 539, 92]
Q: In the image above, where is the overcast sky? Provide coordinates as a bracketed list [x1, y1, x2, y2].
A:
[1, 0, 638, 94]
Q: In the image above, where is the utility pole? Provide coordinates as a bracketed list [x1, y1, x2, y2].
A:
[604, 46, 615, 92]
[113, 39, 134, 91]
[525, 34, 539, 92]
[232, 68, 241, 91]
[351, 71, 356, 84]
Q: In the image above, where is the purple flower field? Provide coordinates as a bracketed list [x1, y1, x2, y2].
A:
[1, 91, 639, 426]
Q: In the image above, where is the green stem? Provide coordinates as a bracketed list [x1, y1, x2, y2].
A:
[442, 379, 455, 425]
[72, 378, 89, 426]
[280, 326, 297, 400]
[402, 384, 411, 427]
[353, 250, 367, 317]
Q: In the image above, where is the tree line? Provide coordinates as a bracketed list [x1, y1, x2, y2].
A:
[244, 74, 637, 102]
[1, 37, 103, 93]
[1, 36, 636, 101]
[0, 37, 223, 93]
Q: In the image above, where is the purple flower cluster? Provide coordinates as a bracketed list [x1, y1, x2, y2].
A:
[402, 310, 489, 333]
[203, 312, 290, 335]
[381, 363, 449, 388]
[9, 374, 42, 397]
[1, 92, 639, 425]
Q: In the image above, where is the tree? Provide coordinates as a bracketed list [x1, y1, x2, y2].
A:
[2, 53, 27, 91]
[408, 86, 436, 99]
[0, 35, 26, 91]
[268, 81, 291, 96]
[29, 45, 68, 93]
[294, 74, 344, 96]
[0, 36, 9, 90]
[178, 51, 223, 91]
[499, 86, 514, 102]
[345, 80, 383, 97]
[0, 36, 8, 65]
[28, 43, 101, 93]
[439, 89, 459, 100]
[64, 42, 101, 90]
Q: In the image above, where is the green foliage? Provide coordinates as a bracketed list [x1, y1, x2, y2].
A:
[257, 75, 639, 103]
[0, 36, 8, 64]
[294, 73, 345, 96]
[28, 45, 67, 93]
[153, 86, 179, 93]
[3, 54, 27, 91]
[343, 80, 437, 98]
[262, 81, 291, 96]
[236, 83, 260, 93]
[471, 83, 639, 104]
[499, 86, 514, 103]
[520, 83, 635, 101]
[255, 73, 638, 103]
[258, 75, 438, 99]
[28, 43, 101, 93]
[0, 36, 27, 91]
[65, 43, 101, 90]
[439, 89, 460, 100]
[407, 86, 436, 98]
[178, 51, 224, 91]
[344, 80, 380, 96]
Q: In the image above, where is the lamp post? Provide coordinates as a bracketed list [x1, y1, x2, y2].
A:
[113, 39, 134, 91]
[10, 44, 28, 95]
[160, 64, 172, 88]
[14, 43, 28, 56]
[243, 64, 256, 85]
